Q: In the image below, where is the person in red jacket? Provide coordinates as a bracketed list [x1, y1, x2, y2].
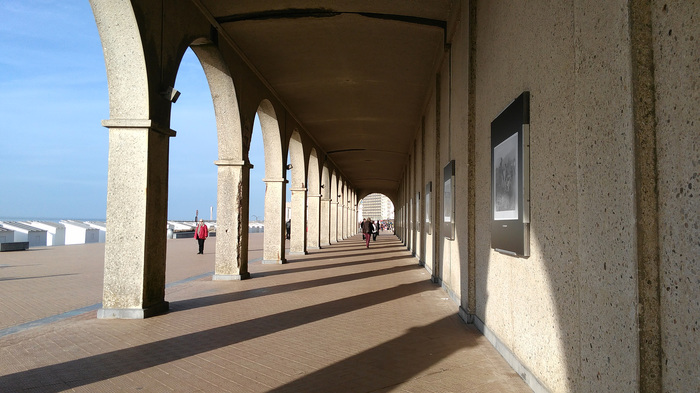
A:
[194, 219, 208, 254]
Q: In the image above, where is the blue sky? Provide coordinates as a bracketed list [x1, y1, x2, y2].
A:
[0, 1, 267, 221]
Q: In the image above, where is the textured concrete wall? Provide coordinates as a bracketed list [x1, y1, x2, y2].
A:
[438, 0, 698, 391]
[653, 2, 700, 391]
[473, 1, 583, 390]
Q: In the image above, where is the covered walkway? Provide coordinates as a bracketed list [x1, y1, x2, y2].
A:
[0, 234, 529, 392]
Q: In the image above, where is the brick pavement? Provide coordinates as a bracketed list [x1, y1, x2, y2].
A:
[0, 233, 531, 392]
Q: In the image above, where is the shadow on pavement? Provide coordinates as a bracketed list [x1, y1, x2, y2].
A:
[0, 281, 436, 391]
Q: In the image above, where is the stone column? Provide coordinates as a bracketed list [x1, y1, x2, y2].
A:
[320, 197, 331, 246]
[263, 178, 286, 264]
[213, 160, 250, 280]
[307, 193, 321, 249]
[290, 186, 307, 254]
[98, 119, 173, 319]
[342, 198, 348, 239]
[340, 201, 346, 240]
[330, 200, 339, 243]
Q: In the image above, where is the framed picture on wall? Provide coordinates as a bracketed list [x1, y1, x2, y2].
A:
[425, 182, 432, 235]
[491, 92, 530, 257]
[415, 192, 421, 233]
[443, 160, 455, 240]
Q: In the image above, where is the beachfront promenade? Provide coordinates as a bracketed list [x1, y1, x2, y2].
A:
[0, 233, 530, 392]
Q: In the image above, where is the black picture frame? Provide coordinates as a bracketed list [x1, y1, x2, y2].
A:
[491, 92, 530, 257]
[425, 182, 432, 235]
[443, 160, 455, 240]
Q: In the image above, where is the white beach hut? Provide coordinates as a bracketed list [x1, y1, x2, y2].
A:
[85, 221, 107, 243]
[61, 220, 99, 245]
[167, 221, 195, 231]
[0, 226, 15, 243]
[29, 221, 66, 246]
[0, 222, 47, 247]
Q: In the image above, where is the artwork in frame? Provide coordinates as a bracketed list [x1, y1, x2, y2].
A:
[425, 182, 432, 235]
[443, 160, 455, 240]
[491, 92, 530, 257]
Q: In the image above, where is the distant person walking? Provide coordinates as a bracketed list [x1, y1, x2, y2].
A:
[362, 218, 373, 248]
[194, 219, 208, 254]
[372, 220, 379, 241]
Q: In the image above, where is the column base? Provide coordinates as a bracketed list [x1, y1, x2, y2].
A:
[263, 259, 286, 264]
[213, 272, 251, 281]
[97, 301, 169, 319]
[289, 251, 308, 255]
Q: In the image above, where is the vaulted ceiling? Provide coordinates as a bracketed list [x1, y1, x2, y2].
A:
[194, 1, 453, 197]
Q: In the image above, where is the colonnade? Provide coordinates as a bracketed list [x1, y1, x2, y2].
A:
[90, 0, 358, 319]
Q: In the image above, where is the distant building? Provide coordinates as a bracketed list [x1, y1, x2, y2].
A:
[358, 193, 394, 221]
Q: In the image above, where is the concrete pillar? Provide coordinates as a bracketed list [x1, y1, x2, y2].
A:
[290, 186, 307, 254]
[330, 200, 339, 243]
[340, 201, 347, 239]
[341, 187, 348, 239]
[98, 119, 173, 319]
[213, 160, 250, 280]
[321, 198, 331, 246]
[307, 193, 321, 249]
[263, 178, 286, 264]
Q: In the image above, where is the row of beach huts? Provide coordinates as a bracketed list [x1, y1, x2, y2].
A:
[0, 220, 266, 251]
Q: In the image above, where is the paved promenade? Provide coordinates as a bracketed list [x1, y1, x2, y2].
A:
[0, 233, 530, 392]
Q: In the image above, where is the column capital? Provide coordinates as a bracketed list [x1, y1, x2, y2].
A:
[101, 118, 176, 137]
[290, 187, 307, 192]
[308, 194, 322, 198]
[214, 159, 249, 167]
[262, 178, 288, 183]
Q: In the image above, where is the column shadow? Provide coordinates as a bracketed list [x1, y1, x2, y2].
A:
[268, 316, 479, 393]
[256, 253, 418, 278]
[174, 261, 422, 312]
[0, 281, 434, 391]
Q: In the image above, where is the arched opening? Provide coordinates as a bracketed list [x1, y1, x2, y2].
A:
[184, 42, 249, 281]
[330, 171, 339, 243]
[287, 130, 307, 254]
[320, 164, 331, 246]
[255, 100, 286, 264]
[249, 115, 265, 224]
[307, 148, 321, 249]
[170, 48, 217, 224]
[358, 192, 395, 238]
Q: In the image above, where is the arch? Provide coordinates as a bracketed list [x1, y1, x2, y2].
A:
[185, 42, 250, 280]
[330, 170, 339, 243]
[320, 163, 331, 246]
[288, 130, 306, 187]
[306, 148, 321, 249]
[190, 43, 243, 162]
[90, 0, 149, 119]
[288, 130, 307, 254]
[321, 164, 331, 199]
[257, 100, 283, 179]
[308, 148, 320, 196]
[256, 99, 286, 264]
